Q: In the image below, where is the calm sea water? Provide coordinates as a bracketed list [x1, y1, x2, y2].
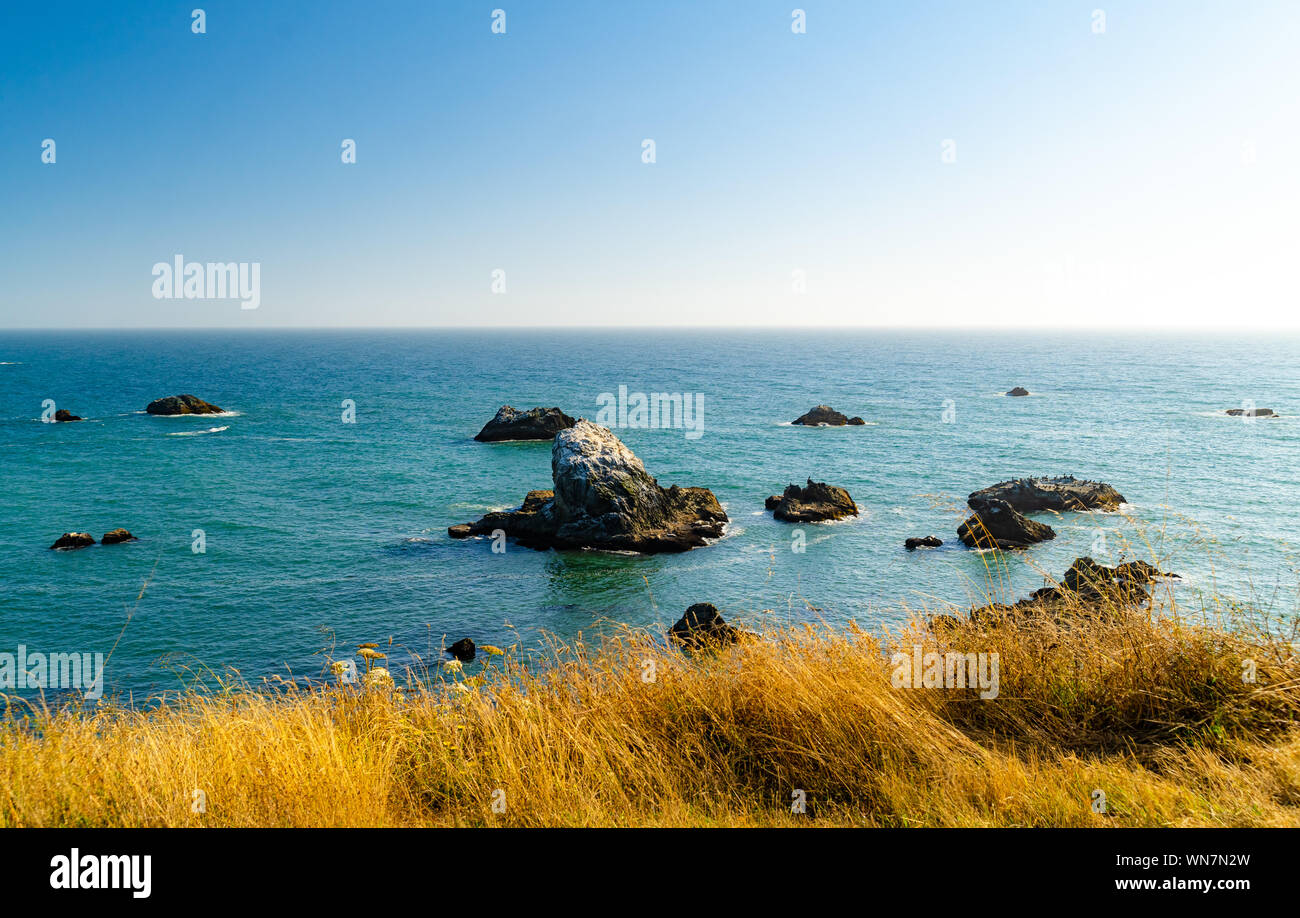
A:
[2, 329, 1297, 697]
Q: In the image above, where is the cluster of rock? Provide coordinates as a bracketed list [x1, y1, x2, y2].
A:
[450, 420, 727, 552]
[765, 480, 858, 522]
[146, 394, 224, 415]
[953, 477, 1125, 550]
[50, 529, 137, 550]
[791, 405, 865, 426]
[949, 557, 1175, 626]
[474, 405, 576, 442]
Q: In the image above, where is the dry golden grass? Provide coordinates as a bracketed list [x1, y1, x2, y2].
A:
[2, 587, 1298, 827]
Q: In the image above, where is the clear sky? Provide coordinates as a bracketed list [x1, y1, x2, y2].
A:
[2, 1, 1297, 328]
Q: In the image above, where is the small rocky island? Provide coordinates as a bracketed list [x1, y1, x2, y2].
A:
[957, 497, 1056, 549]
[765, 480, 858, 522]
[146, 394, 224, 415]
[474, 405, 576, 441]
[1006, 387, 1030, 397]
[49, 532, 95, 550]
[449, 420, 727, 552]
[969, 476, 1125, 512]
[53, 409, 83, 422]
[791, 405, 865, 426]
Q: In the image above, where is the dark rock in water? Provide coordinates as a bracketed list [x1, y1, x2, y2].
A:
[668, 603, 742, 648]
[50, 532, 95, 550]
[101, 528, 137, 544]
[146, 394, 224, 415]
[1006, 387, 1030, 397]
[971, 556, 1175, 622]
[905, 535, 943, 550]
[449, 420, 727, 552]
[957, 497, 1056, 549]
[1226, 408, 1277, 418]
[53, 409, 83, 422]
[474, 405, 577, 442]
[792, 405, 864, 426]
[446, 638, 476, 662]
[765, 479, 858, 522]
[969, 476, 1125, 513]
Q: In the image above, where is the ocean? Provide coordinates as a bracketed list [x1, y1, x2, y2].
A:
[2, 329, 1297, 698]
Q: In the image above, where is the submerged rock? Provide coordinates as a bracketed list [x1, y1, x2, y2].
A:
[969, 476, 1125, 513]
[446, 638, 476, 662]
[101, 528, 137, 544]
[791, 405, 865, 426]
[668, 603, 743, 648]
[1226, 408, 1277, 418]
[1006, 387, 1030, 397]
[50, 532, 95, 550]
[765, 479, 858, 522]
[449, 420, 727, 552]
[905, 535, 943, 550]
[53, 409, 83, 422]
[146, 394, 224, 415]
[957, 497, 1056, 549]
[474, 405, 576, 442]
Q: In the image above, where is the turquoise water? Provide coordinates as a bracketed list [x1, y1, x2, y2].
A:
[2, 329, 1297, 697]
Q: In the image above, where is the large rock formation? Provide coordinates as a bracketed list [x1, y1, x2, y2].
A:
[50, 532, 95, 550]
[668, 603, 744, 648]
[474, 405, 576, 442]
[146, 394, 224, 415]
[957, 497, 1056, 549]
[449, 420, 727, 552]
[969, 476, 1125, 513]
[792, 405, 865, 426]
[765, 479, 858, 522]
[53, 409, 83, 422]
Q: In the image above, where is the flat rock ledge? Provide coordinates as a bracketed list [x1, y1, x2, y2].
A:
[765, 479, 859, 522]
[791, 405, 865, 426]
[1226, 408, 1278, 418]
[449, 419, 727, 552]
[957, 497, 1056, 549]
[146, 394, 224, 415]
[474, 405, 576, 442]
[970, 476, 1125, 513]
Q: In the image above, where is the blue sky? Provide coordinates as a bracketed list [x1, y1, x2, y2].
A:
[1, 1, 1297, 327]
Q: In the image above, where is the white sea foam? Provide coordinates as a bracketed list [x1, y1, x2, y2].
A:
[167, 425, 228, 437]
